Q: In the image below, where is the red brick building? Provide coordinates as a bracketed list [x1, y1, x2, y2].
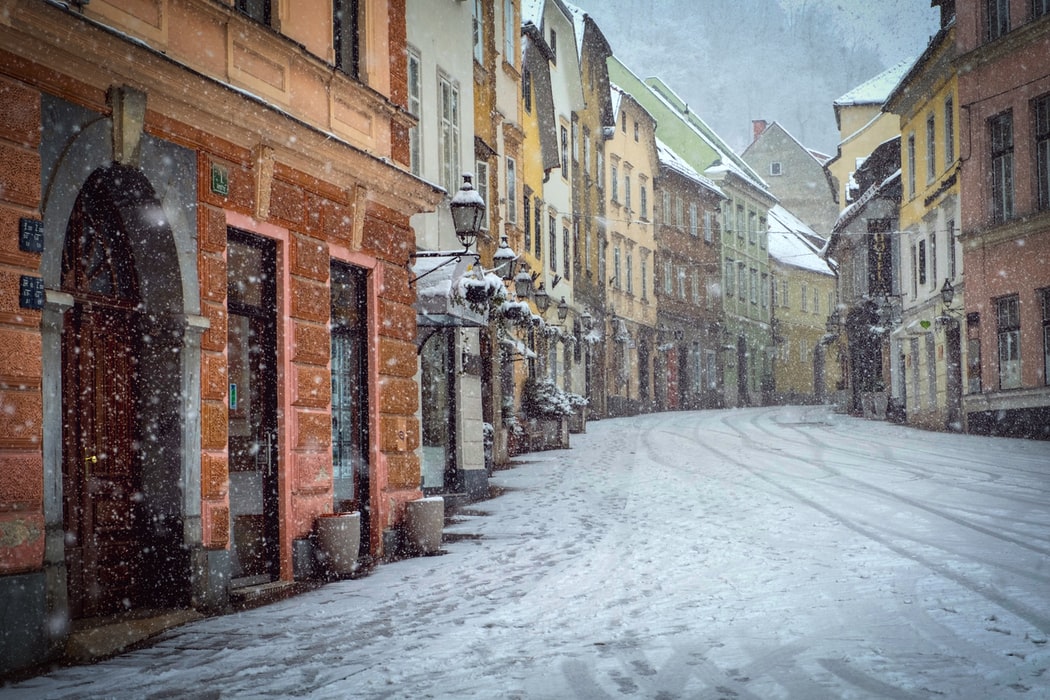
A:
[0, 0, 439, 674]
[955, 0, 1050, 437]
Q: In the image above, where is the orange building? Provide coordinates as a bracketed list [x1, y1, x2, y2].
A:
[0, 0, 440, 674]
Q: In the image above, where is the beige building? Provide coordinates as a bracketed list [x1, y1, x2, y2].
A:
[604, 85, 660, 415]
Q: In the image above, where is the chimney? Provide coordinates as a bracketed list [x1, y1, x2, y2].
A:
[752, 119, 768, 143]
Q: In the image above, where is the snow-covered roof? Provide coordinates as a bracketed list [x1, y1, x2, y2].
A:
[834, 57, 917, 107]
[562, 1, 588, 59]
[743, 120, 829, 170]
[521, 0, 544, 25]
[767, 205, 834, 276]
[656, 137, 724, 197]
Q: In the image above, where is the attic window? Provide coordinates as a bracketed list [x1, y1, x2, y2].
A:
[549, 28, 557, 64]
[770, 162, 782, 176]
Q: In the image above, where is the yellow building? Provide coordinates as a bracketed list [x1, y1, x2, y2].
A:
[826, 58, 916, 209]
[604, 85, 660, 415]
[768, 206, 840, 403]
[884, 14, 964, 431]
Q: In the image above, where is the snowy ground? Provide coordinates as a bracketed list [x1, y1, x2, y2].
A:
[5, 406, 1050, 699]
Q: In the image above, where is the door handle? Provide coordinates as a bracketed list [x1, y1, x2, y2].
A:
[84, 451, 97, 478]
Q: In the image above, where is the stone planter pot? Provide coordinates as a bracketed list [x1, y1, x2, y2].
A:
[405, 496, 444, 555]
[569, 405, 587, 434]
[315, 512, 360, 576]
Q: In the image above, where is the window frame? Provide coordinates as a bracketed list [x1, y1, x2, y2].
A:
[990, 110, 1015, 223]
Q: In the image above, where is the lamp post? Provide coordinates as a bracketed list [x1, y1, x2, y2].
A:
[493, 235, 517, 281]
[533, 286, 550, 313]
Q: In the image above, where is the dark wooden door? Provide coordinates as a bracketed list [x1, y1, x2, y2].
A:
[63, 304, 142, 618]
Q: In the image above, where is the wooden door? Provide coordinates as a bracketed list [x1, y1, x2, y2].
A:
[63, 304, 142, 618]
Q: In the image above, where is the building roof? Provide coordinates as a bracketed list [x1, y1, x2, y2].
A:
[767, 205, 835, 276]
[834, 57, 917, 107]
[655, 137, 724, 198]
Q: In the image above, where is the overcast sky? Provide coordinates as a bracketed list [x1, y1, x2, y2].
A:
[569, 0, 941, 154]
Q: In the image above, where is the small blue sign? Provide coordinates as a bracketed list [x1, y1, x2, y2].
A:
[19, 276, 45, 309]
[19, 218, 44, 253]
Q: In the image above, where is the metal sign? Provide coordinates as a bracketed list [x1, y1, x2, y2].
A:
[211, 163, 229, 197]
[19, 218, 44, 253]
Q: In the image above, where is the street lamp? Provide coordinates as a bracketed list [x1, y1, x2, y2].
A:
[556, 296, 569, 322]
[533, 286, 550, 312]
[493, 235, 518, 281]
[514, 269, 534, 299]
[449, 174, 485, 251]
[939, 278, 962, 326]
[581, 309, 593, 330]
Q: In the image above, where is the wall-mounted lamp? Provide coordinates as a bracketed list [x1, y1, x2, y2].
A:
[514, 269, 534, 299]
[533, 286, 550, 312]
[409, 174, 485, 287]
[493, 235, 518, 281]
[938, 279, 962, 326]
[449, 174, 485, 251]
[556, 296, 569, 322]
[580, 309, 593, 330]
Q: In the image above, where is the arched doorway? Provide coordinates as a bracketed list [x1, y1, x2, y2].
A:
[60, 164, 186, 618]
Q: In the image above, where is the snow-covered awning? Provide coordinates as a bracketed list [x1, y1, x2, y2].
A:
[412, 251, 487, 328]
[500, 337, 537, 360]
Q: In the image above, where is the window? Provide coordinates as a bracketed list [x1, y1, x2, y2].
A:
[812, 287, 819, 314]
[678, 266, 686, 299]
[762, 273, 769, 309]
[563, 225, 570, 279]
[407, 49, 421, 176]
[534, 199, 542, 258]
[759, 217, 767, 248]
[614, 247, 622, 288]
[621, 111, 627, 133]
[522, 69, 532, 113]
[944, 95, 955, 168]
[690, 202, 698, 237]
[626, 250, 633, 294]
[675, 196, 685, 229]
[704, 211, 713, 242]
[736, 204, 745, 242]
[505, 157, 517, 225]
[926, 113, 937, 181]
[692, 270, 700, 304]
[1036, 0, 1050, 19]
[596, 148, 604, 190]
[238, 0, 270, 24]
[472, 0, 484, 63]
[624, 174, 631, 211]
[780, 279, 789, 308]
[549, 214, 557, 271]
[664, 259, 674, 295]
[749, 269, 758, 305]
[560, 125, 569, 177]
[991, 111, 1014, 222]
[770, 162, 782, 176]
[611, 162, 619, 202]
[572, 120, 579, 164]
[911, 244, 919, 298]
[1042, 289, 1050, 385]
[907, 133, 916, 198]
[748, 211, 757, 244]
[641, 258, 648, 300]
[929, 232, 937, 286]
[633, 120, 639, 142]
[997, 294, 1021, 389]
[948, 219, 957, 278]
[549, 27, 557, 63]
[476, 160, 490, 231]
[1036, 94, 1050, 211]
[738, 262, 746, 301]
[663, 190, 672, 224]
[987, 0, 1010, 41]
[334, 0, 361, 78]
[801, 282, 809, 311]
[583, 130, 591, 177]
[503, 0, 515, 62]
[640, 184, 648, 219]
[724, 259, 734, 297]
[524, 194, 531, 250]
[439, 76, 461, 194]
[918, 239, 927, 286]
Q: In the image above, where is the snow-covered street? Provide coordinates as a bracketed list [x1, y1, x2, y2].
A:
[6, 406, 1050, 699]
